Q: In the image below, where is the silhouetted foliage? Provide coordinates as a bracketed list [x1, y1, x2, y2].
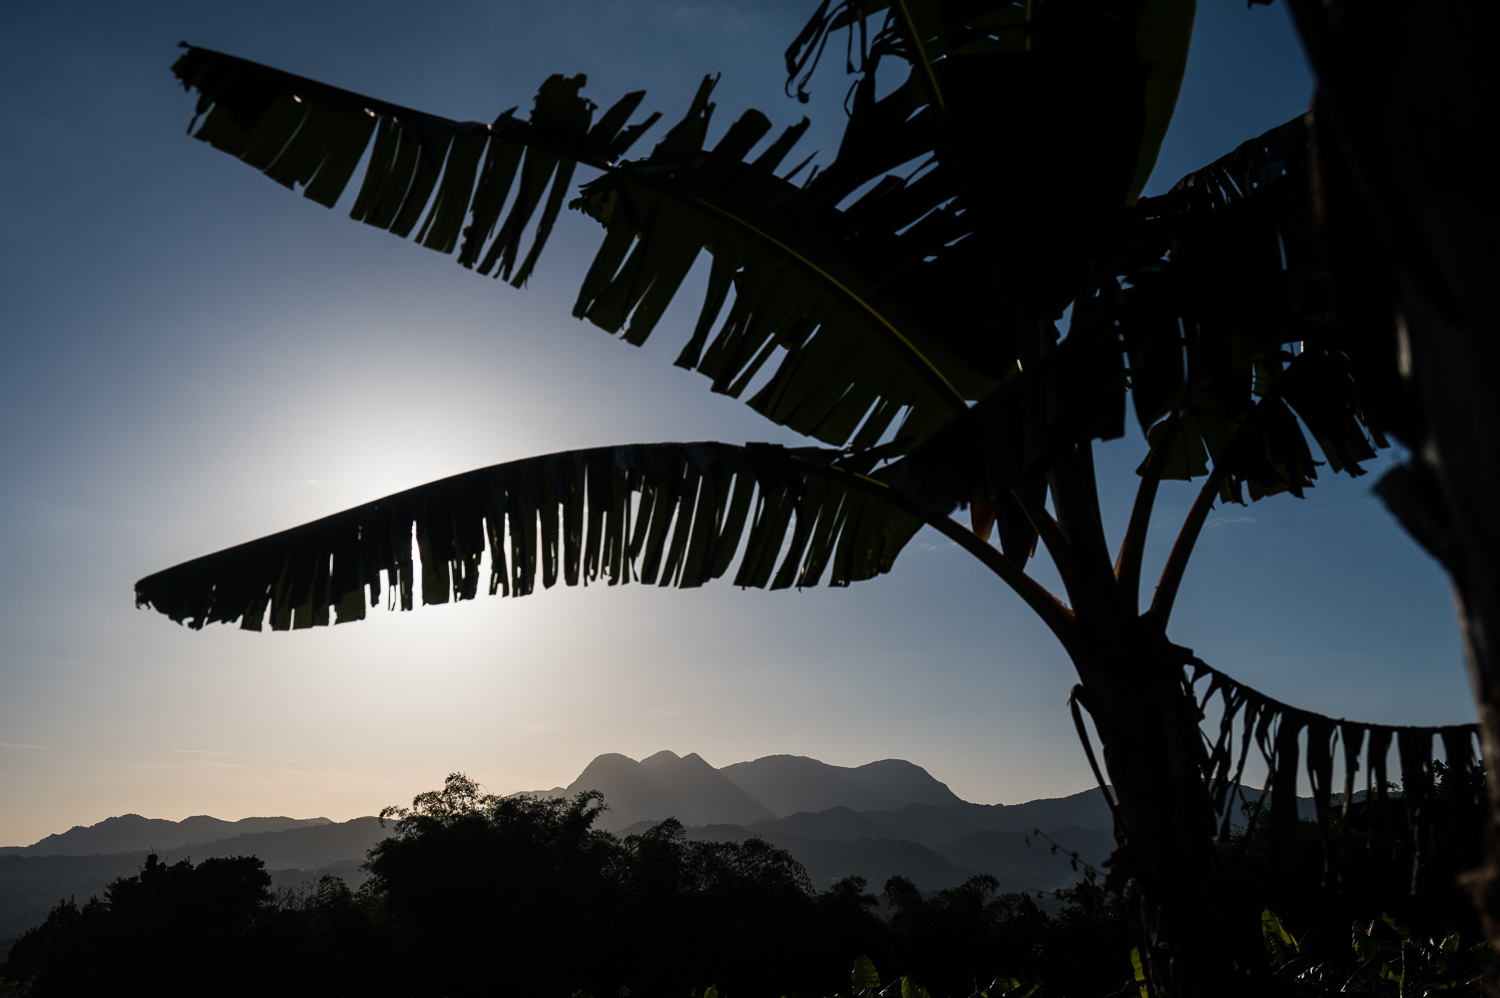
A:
[876, 873, 1133, 998]
[1213, 760, 1489, 987]
[0, 854, 272, 996]
[357, 775, 1134, 997]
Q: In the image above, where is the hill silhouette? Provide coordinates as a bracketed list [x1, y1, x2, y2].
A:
[0, 814, 330, 857]
[0, 818, 386, 941]
[561, 751, 775, 828]
[720, 755, 965, 816]
[615, 790, 1118, 892]
[554, 751, 965, 829]
[712, 795, 1117, 848]
[641, 750, 776, 823]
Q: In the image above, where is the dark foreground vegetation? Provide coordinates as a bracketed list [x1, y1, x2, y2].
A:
[1, 774, 1488, 997]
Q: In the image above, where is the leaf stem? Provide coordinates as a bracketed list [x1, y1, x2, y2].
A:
[796, 459, 1078, 643]
[1011, 483, 1075, 589]
[1148, 465, 1225, 630]
[1116, 419, 1178, 614]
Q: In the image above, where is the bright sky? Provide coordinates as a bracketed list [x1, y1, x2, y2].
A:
[0, 0, 1472, 847]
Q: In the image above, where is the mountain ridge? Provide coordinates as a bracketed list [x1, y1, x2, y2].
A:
[553, 751, 967, 831]
[2, 753, 1304, 951]
[720, 755, 965, 817]
[0, 814, 332, 858]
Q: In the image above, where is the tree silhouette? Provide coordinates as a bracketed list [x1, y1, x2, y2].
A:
[0, 854, 272, 995]
[134, 2, 1480, 992]
[359, 774, 1139, 996]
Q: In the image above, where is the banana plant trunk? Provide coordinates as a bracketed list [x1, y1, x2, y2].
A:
[1021, 449, 1256, 994]
[1068, 629, 1254, 996]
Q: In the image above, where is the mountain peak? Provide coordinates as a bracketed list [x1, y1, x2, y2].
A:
[721, 755, 964, 816]
[567, 751, 772, 830]
[561, 751, 965, 830]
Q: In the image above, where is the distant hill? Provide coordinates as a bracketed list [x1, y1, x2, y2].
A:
[641, 750, 776, 825]
[0, 814, 330, 857]
[557, 751, 965, 830]
[562, 751, 774, 830]
[938, 826, 1117, 891]
[768, 835, 977, 892]
[167, 817, 386, 870]
[720, 755, 965, 816]
[758, 791, 1119, 847]
[0, 817, 384, 942]
[785, 799, 1082, 843]
[612, 788, 1119, 892]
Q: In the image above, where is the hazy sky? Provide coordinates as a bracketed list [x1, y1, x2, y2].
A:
[0, 0, 1472, 846]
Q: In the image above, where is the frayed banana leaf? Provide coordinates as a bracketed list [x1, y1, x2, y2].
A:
[874, 115, 1380, 567]
[1133, 115, 1310, 228]
[568, 78, 991, 450]
[1010, 112, 1371, 504]
[568, 0, 1191, 450]
[171, 0, 1203, 457]
[788, 0, 1195, 300]
[172, 44, 659, 286]
[1183, 658, 1482, 892]
[1086, 115, 1378, 501]
[134, 442, 933, 632]
[171, 45, 993, 452]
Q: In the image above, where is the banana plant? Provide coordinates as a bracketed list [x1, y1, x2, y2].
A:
[138, 2, 1474, 993]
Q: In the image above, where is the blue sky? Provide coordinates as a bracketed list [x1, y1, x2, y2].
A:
[0, 0, 1471, 846]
